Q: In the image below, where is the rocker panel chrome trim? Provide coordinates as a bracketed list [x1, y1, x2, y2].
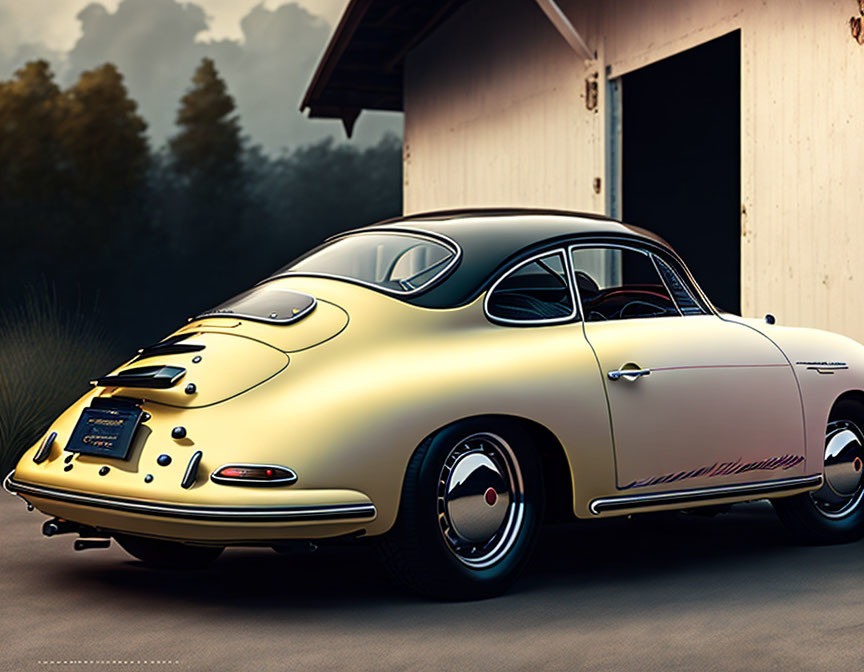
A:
[3, 473, 376, 523]
[589, 474, 823, 514]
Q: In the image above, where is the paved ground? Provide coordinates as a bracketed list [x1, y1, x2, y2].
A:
[2, 495, 864, 672]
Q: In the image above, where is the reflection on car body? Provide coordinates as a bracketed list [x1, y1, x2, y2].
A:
[7, 208, 864, 599]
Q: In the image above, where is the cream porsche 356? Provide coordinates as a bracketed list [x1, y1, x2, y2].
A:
[6, 209, 864, 598]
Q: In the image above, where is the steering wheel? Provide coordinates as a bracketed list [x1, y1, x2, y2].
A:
[584, 287, 674, 321]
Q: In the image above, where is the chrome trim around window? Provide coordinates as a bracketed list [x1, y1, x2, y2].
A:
[589, 474, 823, 514]
[568, 241, 712, 319]
[651, 254, 704, 315]
[648, 253, 684, 317]
[483, 248, 580, 326]
[3, 473, 375, 523]
[569, 242, 683, 319]
[210, 463, 299, 487]
[268, 229, 463, 298]
[197, 292, 318, 326]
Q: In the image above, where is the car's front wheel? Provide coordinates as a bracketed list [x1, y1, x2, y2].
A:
[773, 398, 864, 544]
[378, 419, 544, 599]
[115, 533, 224, 569]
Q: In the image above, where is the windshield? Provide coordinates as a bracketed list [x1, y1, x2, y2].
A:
[276, 232, 458, 294]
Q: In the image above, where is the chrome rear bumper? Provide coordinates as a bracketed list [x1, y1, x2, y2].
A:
[4, 472, 377, 523]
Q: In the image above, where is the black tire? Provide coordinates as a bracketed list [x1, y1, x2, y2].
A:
[378, 418, 544, 600]
[773, 398, 864, 544]
[115, 533, 224, 569]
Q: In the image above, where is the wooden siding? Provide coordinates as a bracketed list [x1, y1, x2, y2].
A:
[403, 0, 864, 340]
[404, 0, 604, 216]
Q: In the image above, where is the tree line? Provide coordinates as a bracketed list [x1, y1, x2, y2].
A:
[0, 58, 402, 350]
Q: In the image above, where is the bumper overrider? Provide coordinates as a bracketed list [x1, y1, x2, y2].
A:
[4, 471, 377, 543]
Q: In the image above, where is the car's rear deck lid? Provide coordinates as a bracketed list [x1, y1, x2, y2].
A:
[92, 333, 289, 408]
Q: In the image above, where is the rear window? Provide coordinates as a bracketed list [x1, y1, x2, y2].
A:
[198, 287, 316, 325]
[275, 232, 458, 295]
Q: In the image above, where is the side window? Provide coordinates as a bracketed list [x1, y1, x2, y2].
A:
[486, 251, 576, 323]
[570, 246, 678, 321]
[653, 256, 705, 315]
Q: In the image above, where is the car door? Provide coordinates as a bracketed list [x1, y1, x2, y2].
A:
[571, 243, 806, 494]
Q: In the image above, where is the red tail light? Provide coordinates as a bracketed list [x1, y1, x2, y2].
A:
[211, 464, 297, 486]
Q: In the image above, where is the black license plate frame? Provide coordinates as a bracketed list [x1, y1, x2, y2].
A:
[66, 405, 144, 460]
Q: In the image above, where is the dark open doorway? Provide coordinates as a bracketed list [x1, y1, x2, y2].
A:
[620, 31, 741, 314]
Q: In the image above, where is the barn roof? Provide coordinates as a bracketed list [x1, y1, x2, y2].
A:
[300, 0, 469, 136]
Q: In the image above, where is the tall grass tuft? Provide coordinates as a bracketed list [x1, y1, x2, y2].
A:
[0, 285, 119, 475]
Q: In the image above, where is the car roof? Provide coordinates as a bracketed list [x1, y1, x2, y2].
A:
[351, 208, 675, 308]
[369, 207, 642, 237]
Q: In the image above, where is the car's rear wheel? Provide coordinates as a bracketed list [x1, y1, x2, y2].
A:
[378, 418, 544, 600]
[115, 533, 224, 569]
[773, 398, 864, 544]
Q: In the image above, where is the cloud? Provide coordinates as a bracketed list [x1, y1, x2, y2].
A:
[191, 0, 349, 43]
[62, 0, 400, 152]
[0, 3, 65, 78]
[67, 0, 208, 146]
[0, 0, 350, 53]
[215, 3, 400, 152]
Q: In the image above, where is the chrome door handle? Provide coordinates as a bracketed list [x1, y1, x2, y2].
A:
[607, 368, 651, 381]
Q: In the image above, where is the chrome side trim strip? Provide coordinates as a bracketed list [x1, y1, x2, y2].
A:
[3, 473, 376, 523]
[589, 474, 823, 515]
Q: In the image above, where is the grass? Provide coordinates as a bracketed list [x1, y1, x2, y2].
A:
[0, 285, 119, 475]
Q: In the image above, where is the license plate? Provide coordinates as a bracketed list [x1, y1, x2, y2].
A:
[67, 406, 144, 460]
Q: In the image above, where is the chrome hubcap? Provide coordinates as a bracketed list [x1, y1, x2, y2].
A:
[437, 433, 524, 568]
[811, 420, 864, 518]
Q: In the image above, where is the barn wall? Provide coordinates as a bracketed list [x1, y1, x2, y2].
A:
[740, 0, 864, 339]
[403, 0, 605, 215]
[404, 0, 864, 340]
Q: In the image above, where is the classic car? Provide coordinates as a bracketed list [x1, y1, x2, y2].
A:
[6, 208, 864, 599]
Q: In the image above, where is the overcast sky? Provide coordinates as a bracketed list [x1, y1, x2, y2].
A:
[0, 0, 401, 152]
[0, 0, 349, 51]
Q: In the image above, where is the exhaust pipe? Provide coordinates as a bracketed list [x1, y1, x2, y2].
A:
[42, 518, 102, 538]
[42, 518, 80, 537]
[43, 518, 111, 550]
[74, 537, 111, 551]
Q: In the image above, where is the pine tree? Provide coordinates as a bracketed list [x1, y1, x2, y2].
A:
[57, 63, 149, 207]
[170, 58, 242, 186]
[0, 60, 63, 204]
[167, 58, 246, 270]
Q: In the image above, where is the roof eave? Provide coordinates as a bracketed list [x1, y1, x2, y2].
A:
[300, 0, 375, 134]
[301, 0, 469, 135]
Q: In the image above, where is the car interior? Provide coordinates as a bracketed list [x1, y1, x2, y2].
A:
[486, 246, 692, 323]
[486, 254, 574, 321]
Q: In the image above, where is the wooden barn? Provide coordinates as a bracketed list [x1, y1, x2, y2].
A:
[303, 0, 864, 338]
